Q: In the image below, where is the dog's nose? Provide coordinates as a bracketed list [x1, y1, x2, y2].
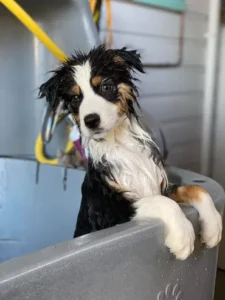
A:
[84, 113, 100, 129]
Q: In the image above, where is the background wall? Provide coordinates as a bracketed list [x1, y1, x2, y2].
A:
[100, 0, 209, 172]
[212, 25, 225, 188]
[212, 24, 225, 270]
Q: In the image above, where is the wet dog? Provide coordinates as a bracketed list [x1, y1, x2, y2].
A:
[39, 45, 222, 260]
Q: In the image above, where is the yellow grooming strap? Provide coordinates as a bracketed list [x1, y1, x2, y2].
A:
[0, 0, 67, 62]
[35, 133, 74, 165]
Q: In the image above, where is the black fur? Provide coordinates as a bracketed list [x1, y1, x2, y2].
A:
[163, 184, 180, 198]
[74, 160, 135, 237]
[39, 45, 144, 112]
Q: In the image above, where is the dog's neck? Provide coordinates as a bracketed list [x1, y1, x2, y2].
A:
[86, 117, 153, 165]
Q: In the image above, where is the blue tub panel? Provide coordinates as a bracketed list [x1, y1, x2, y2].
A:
[0, 158, 84, 262]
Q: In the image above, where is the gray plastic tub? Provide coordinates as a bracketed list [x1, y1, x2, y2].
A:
[0, 166, 224, 300]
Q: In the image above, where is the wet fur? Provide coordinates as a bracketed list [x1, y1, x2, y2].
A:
[39, 45, 222, 260]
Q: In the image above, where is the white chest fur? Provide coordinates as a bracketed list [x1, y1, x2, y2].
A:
[109, 142, 162, 199]
[87, 119, 166, 200]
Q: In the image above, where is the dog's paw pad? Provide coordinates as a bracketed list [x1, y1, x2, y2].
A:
[157, 284, 183, 300]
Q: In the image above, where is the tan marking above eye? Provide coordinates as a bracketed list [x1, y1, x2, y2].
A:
[114, 56, 125, 64]
[92, 76, 103, 87]
[72, 84, 80, 95]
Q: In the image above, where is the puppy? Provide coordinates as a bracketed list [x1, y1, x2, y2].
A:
[39, 45, 222, 260]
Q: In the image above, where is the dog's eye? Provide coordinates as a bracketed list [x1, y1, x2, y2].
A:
[71, 95, 80, 107]
[100, 84, 116, 94]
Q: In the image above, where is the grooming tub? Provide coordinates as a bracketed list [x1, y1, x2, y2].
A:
[0, 164, 224, 300]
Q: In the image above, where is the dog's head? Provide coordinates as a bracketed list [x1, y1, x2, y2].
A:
[39, 45, 144, 139]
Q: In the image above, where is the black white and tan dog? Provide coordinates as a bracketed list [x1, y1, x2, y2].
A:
[39, 45, 222, 260]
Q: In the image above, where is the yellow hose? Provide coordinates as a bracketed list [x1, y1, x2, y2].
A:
[0, 0, 110, 165]
[0, 0, 69, 164]
[0, 0, 67, 62]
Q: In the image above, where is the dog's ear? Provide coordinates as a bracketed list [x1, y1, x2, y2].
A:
[111, 47, 144, 73]
[39, 73, 61, 110]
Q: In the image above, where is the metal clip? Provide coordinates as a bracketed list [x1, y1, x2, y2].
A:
[41, 101, 67, 144]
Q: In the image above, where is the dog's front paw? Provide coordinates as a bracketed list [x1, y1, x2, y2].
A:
[200, 204, 222, 248]
[165, 206, 195, 260]
[133, 196, 195, 260]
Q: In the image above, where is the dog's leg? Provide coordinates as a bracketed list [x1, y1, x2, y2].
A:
[133, 195, 195, 260]
[170, 185, 222, 249]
